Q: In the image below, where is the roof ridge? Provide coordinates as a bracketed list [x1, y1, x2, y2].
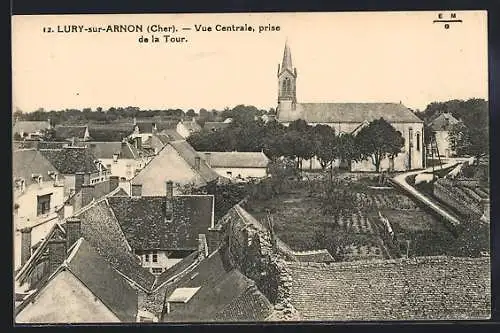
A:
[293, 249, 329, 255]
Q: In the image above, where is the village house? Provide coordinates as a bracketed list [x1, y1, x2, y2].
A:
[130, 140, 219, 196]
[129, 118, 158, 142]
[15, 238, 139, 323]
[13, 149, 65, 271]
[54, 125, 91, 142]
[81, 141, 149, 181]
[39, 146, 109, 197]
[109, 181, 215, 274]
[197, 151, 270, 180]
[13, 119, 51, 140]
[275, 41, 425, 172]
[15, 184, 217, 322]
[176, 118, 202, 139]
[427, 112, 461, 158]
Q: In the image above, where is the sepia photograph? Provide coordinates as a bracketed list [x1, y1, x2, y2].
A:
[12, 11, 490, 323]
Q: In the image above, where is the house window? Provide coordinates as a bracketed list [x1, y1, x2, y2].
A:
[152, 253, 158, 263]
[37, 193, 52, 216]
[226, 171, 232, 177]
[152, 267, 163, 274]
[416, 133, 421, 151]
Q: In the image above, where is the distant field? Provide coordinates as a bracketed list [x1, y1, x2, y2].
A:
[246, 176, 489, 261]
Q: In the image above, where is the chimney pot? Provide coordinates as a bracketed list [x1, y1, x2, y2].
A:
[65, 217, 81, 250]
[20, 227, 33, 266]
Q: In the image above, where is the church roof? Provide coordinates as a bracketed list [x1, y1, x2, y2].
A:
[278, 102, 423, 124]
[280, 40, 294, 74]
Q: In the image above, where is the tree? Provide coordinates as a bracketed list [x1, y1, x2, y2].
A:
[40, 128, 57, 141]
[186, 109, 196, 118]
[335, 133, 360, 171]
[355, 118, 405, 172]
[448, 99, 488, 164]
[312, 125, 337, 170]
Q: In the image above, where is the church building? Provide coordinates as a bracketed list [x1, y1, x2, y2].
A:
[276, 41, 425, 172]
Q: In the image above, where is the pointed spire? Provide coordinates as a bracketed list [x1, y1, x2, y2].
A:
[281, 39, 293, 73]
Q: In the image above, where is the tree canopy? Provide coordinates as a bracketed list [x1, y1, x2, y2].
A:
[355, 118, 405, 172]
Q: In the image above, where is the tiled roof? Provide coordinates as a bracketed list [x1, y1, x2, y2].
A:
[279, 103, 423, 124]
[107, 195, 214, 251]
[39, 147, 100, 174]
[88, 126, 135, 141]
[13, 149, 59, 185]
[65, 239, 138, 322]
[428, 113, 461, 131]
[54, 126, 88, 140]
[286, 256, 490, 321]
[13, 121, 50, 135]
[73, 199, 156, 291]
[293, 249, 335, 263]
[198, 151, 270, 168]
[136, 122, 155, 133]
[143, 134, 170, 151]
[163, 249, 273, 322]
[85, 141, 138, 159]
[169, 140, 220, 183]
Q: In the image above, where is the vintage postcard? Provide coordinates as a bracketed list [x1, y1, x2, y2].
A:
[12, 11, 490, 323]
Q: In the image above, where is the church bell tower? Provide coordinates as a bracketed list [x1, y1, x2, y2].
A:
[277, 40, 297, 114]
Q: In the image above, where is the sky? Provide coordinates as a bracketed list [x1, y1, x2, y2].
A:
[12, 11, 488, 113]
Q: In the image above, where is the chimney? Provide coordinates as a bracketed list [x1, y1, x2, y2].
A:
[48, 238, 67, 275]
[165, 181, 173, 221]
[109, 176, 119, 191]
[63, 200, 74, 219]
[83, 173, 91, 186]
[74, 172, 85, 193]
[198, 234, 209, 259]
[135, 137, 142, 150]
[131, 184, 142, 197]
[207, 227, 222, 255]
[194, 156, 201, 171]
[20, 227, 32, 266]
[81, 184, 95, 207]
[65, 217, 81, 250]
[204, 153, 211, 167]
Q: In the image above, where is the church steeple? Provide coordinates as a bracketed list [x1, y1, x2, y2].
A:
[281, 39, 293, 73]
[277, 40, 297, 111]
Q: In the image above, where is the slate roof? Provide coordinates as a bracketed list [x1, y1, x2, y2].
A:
[64, 239, 138, 322]
[107, 195, 214, 251]
[286, 256, 490, 321]
[143, 134, 170, 151]
[278, 103, 423, 124]
[13, 120, 51, 135]
[154, 250, 201, 290]
[161, 129, 185, 141]
[73, 198, 156, 291]
[13, 149, 59, 185]
[198, 151, 270, 169]
[54, 126, 88, 140]
[112, 188, 130, 197]
[428, 112, 461, 131]
[169, 141, 220, 183]
[39, 147, 100, 174]
[85, 141, 138, 159]
[162, 249, 273, 322]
